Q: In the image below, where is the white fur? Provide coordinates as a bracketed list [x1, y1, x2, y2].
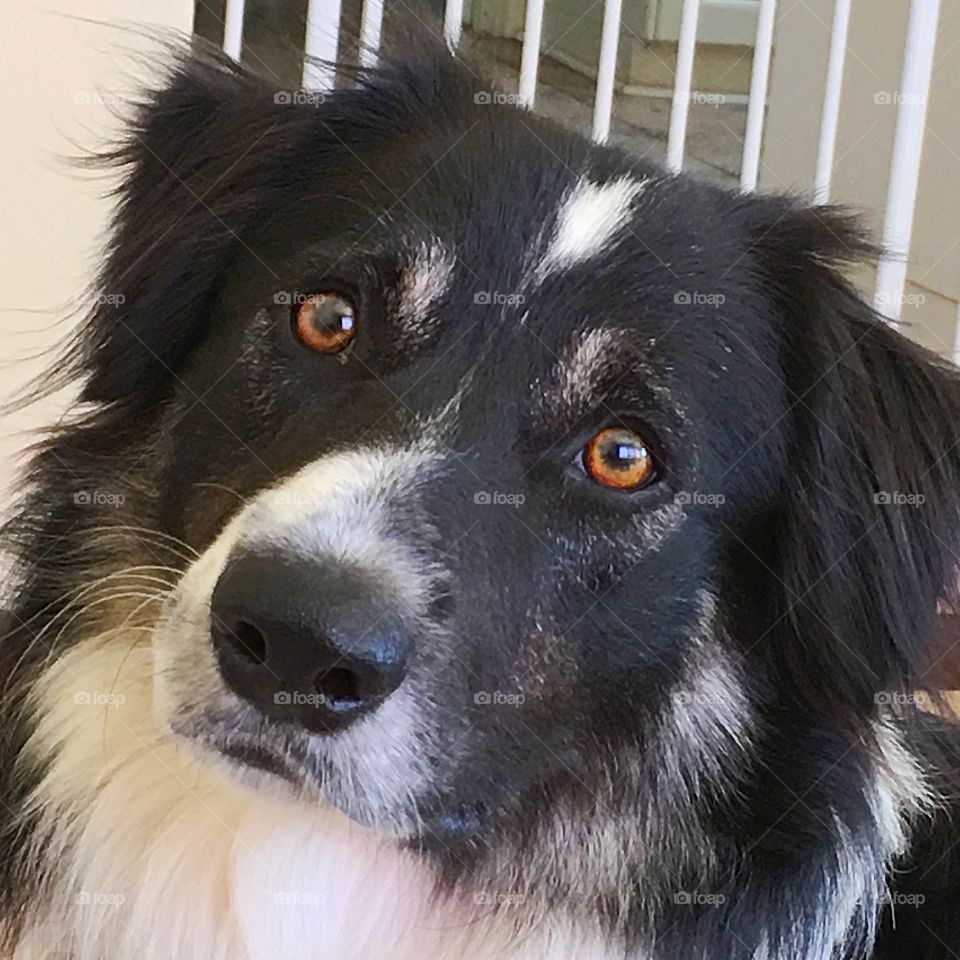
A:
[869, 713, 934, 852]
[152, 446, 447, 827]
[535, 176, 647, 281]
[394, 241, 455, 344]
[14, 636, 624, 960]
[554, 327, 620, 414]
[502, 594, 754, 932]
[13, 444, 630, 959]
[10, 452, 933, 960]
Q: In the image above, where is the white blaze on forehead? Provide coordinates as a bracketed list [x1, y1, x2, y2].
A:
[396, 240, 456, 342]
[537, 176, 648, 280]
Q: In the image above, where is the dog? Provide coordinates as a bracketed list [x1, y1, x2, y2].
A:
[2, 25, 960, 960]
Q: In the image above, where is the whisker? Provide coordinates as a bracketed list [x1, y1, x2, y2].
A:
[0, 566, 180, 645]
[195, 482, 247, 507]
[1, 573, 173, 703]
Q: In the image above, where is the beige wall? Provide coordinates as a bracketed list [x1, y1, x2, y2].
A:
[762, 0, 959, 357]
[0, 1, 194, 497]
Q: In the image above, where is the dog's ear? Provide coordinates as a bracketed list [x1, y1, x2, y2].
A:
[751, 199, 960, 717]
[70, 46, 297, 406]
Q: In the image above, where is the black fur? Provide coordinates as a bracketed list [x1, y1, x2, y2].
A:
[3, 26, 960, 960]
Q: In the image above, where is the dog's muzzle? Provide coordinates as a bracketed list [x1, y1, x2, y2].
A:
[209, 549, 414, 733]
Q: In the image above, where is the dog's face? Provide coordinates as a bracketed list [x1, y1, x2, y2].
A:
[143, 60, 783, 846]
[32, 41, 960, 891]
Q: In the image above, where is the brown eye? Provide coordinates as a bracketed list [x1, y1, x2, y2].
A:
[582, 427, 655, 491]
[293, 293, 356, 354]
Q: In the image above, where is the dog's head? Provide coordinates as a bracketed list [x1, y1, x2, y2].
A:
[20, 35, 960, 898]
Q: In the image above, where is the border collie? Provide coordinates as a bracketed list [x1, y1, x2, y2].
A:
[2, 24, 960, 960]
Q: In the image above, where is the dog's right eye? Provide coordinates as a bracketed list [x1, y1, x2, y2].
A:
[292, 293, 357, 354]
[580, 427, 656, 491]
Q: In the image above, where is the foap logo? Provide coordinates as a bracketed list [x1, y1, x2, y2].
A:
[274, 90, 326, 106]
[274, 290, 319, 306]
[677, 91, 727, 108]
[474, 691, 526, 707]
[75, 891, 126, 907]
[474, 90, 522, 106]
[273, 891, 325, 907]
[75, 291, 126, 308]
[73, 691, 126, 708]
[275, 691, 329, 707]
[674, 290, 725, 307]
[474, 892, 526, 907]
[675, 491, 725, 508]
[874, 691, 931, 708]
[73, 91, 130, 107]
[272, 490, 326, 510]
[880, 891, 926, 907]
[875, 291, 926, 309]
[874, 91, 926, 107]
[73, 490, 125, 508]
[874, 491, 926, 507]
[672, 689, 721, 708]
[674, 891, 727, 907]
[474, 291, 526, 306]
[474, 491, 526, 508]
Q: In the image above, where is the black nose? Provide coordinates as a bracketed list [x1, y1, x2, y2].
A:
[209, 551, 413, 733]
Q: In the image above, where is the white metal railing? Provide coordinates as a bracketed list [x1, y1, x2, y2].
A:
[812, 0, 852, 204]
[219, 0, 943, 329]
[665, 0, 700, 172]
[518, 0, 545, 108]
[443, 0, 465, 48]
[592, 0, 624, 142]
[303, 0, 342, 91]
[739, 0, 777, 193]
[222, 0, 245, 61]
[872, 0, 942, 322]
[358, 0, 384, 69]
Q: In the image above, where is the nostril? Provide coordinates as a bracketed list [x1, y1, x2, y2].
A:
[314, 666, 363, 712]
[219, 619, 267, 666]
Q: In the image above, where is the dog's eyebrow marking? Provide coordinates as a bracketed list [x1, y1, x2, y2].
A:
[538, 327, 629, 419]
[536, 176, 647, 281]
[559, 327, 620, 410]
[395, 240, 455, 343]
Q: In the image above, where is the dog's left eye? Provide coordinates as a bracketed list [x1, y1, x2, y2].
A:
[293, 293, 356, 354]
[580, 427, 656, 491]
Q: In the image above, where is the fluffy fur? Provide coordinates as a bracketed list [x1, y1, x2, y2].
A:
[3, 22, 960, 960]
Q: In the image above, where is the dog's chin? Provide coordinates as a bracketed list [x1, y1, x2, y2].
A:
[167, 707, 490, 859]
[165, 706, 419, 836]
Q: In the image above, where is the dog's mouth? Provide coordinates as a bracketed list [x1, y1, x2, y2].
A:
[168, 704, 320, 793]
[213, 736, 304, 786]
[176, 708, 490, 849]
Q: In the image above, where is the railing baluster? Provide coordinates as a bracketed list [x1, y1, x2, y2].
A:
[223, 0, 246, 60]
[813, 0, 852, 204]
[359, 0, 385, 69]
[953, 305, 960, 367]
[518, 0, 547, 108]
[873, 0, 942, 322]
[592, 0, 624, 143]
[740, 0, 777, 192]
[444, 0, 465, 48]
[666, 0, 701, 173]
[303, 0, 343, 92]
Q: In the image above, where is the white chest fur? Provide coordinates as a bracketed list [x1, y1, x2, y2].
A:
[13, 639, 623, 960]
